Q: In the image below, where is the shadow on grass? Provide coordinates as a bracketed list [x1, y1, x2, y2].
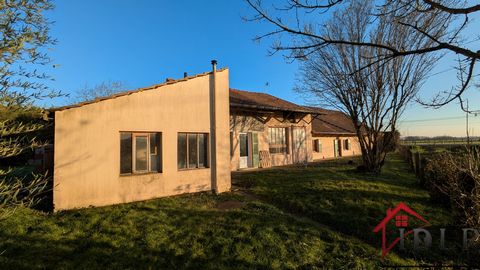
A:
[0, 230, 269, 269]
[232, 154, 479, 265]
[0, 197, 406, 269]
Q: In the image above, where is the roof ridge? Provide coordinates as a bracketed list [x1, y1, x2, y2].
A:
[318, 118, 355, 134]
[230, 88, 305, 107]
[52, 68, 228, 111]
[304, 105, 340, 114]
[230, 88, 288, 101]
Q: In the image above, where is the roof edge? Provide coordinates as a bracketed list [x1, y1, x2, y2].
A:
[51, 68, 228, 112]
[230, 88, 320, 114]
[230, 102, 319, 114]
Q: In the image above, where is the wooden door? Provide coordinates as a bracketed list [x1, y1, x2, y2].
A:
[292, 127, 307, 163]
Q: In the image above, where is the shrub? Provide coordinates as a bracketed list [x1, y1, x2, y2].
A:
[423, 149, 480, 227]
[0, 167, 51, 218]
[383, 130, 401, 153]
[397, 145, 411, 160]
[423, 153, 455, 206]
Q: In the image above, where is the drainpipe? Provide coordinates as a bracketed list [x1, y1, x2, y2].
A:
[210, 60, 218, 193]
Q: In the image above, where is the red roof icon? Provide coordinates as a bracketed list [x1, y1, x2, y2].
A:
[373, 202, 430, 257]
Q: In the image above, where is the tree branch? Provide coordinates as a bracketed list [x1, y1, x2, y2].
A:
[424, 0, 480, 15]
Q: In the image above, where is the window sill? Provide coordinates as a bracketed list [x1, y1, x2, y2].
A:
[178, 167, 210, 172]
[120, 172, 162, 177]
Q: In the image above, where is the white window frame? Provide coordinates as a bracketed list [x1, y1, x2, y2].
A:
[132, 133, 150, 173]
[268, 127, 288, 154]
[178, 132, 209, 170]
[120, 131, 162, 175]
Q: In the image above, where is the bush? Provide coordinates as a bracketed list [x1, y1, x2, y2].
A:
[423, 153, 455, 206]
[0, 167, 51, 218]
[397, 145, 411, 160]
[383, 130, 401, 153]
[423, 149, 480, 227]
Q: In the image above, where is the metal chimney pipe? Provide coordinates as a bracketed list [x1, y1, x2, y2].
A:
[211, 60, 217, 71]
[210, 60, 218, 193]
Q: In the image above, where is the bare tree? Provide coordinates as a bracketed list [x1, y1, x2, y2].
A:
[296, 0, 436, 173]
[73, 81, 126, 102]
[246, 0, 479, 111]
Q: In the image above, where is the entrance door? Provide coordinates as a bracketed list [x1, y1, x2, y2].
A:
[333, 139, 341, 158]
[239, 133, 249, 169]
[292, 127, 307, 163]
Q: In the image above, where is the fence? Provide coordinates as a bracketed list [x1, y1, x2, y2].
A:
[398, 144, 480, 185]
[398, 146, 426, 181]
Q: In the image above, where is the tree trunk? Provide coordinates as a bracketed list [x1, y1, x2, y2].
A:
[357, 131, 387, 174]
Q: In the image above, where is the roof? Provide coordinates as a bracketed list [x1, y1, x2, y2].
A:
[373, 202, 429, 233]
[372, 202, 430, 257]
[306, 107, 358, 135]
[51, 68, 228, 112]
[51, 73, 318, 115]
[230, 89, 317, 114]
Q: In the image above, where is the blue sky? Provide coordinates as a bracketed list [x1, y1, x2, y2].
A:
[42, 0, 479, 137]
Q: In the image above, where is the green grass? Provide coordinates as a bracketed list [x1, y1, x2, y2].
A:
[0, 155, 474, 269]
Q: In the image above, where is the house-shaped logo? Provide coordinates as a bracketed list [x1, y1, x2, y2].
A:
[372, 202, 430, 257]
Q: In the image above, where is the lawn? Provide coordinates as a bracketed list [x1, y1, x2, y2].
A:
[0, 155, 473, 269]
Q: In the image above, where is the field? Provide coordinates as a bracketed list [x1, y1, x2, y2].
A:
[401, 140, 480, 146]
[0, 155, 474, 269]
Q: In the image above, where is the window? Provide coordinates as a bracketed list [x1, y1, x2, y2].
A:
[313, 139, 322, 153]
[344, 139, 350, 150]
[395, 215, 408, 227]
[268, 127, 288, 154]
[120, 132, 162, 174]
[178, 133, 208, 169]
[239, 133, 248, 157]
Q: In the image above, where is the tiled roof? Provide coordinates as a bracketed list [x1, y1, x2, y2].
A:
[51, 68, 228, 112]
[306, 106, 358, 135]
[230, 88, 317, 114]
[51, 75, 319, 115]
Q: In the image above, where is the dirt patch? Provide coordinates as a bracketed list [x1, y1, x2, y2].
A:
[235, 190, 261, 201]
[215, 187, 262, 211]
[216, 200, 246, 211]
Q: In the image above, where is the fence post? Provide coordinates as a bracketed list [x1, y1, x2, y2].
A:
[411, 150, 417, 173]
[415, 151, 422, 178]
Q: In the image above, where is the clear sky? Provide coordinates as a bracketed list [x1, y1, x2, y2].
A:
[41, 0, 479, 137]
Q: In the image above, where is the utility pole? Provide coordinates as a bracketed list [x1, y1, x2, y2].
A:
[466, 100, 470, 145]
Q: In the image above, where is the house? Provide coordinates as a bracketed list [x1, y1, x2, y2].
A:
[50, 62, 362, 210]
[52, 61, 231, 210]
[307, 107, 362, 160]
[229, 89, 319, 170]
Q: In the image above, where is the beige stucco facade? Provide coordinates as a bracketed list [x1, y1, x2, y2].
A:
[230, 111, 313, 170]
[53, 69, 231, 210]
[311, 135, 361, 160]
[52, 65, 366, 210]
